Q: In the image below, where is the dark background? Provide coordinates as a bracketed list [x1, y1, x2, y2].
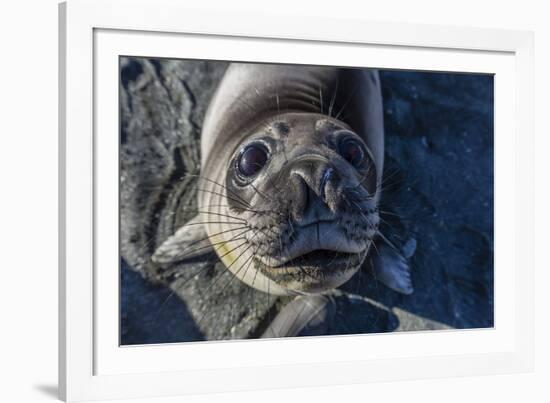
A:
[119, 58, 493, 345]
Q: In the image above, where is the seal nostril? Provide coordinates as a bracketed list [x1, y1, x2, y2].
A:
[289, 173, 309, 221]
[319, 167, 334, 202]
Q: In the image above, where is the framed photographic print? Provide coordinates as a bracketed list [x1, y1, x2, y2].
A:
[59, 0, 534, 401]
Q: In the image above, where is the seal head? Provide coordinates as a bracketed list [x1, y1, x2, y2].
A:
[224, 113, 379, 293]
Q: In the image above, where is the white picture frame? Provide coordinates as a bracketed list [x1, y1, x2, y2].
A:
[59, 0, 534, 401]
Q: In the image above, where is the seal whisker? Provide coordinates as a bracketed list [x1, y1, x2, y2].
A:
[183, 173, 252, 207]
[178, 209, 248, 223]
[328, 79, 339, 117]
[374, 168, 404, 192]
[217, 239, 263, 299]
[378, 209, 404, 219]
[266, 268, 272, 336]
[369, 235, 382, 258]
[199, 203, 285, 217]
[218, 253, 256, 297]
[152, 288, 177, 322]
[134, 233, 163, 257]
[348, 200, 381, 248]
[230, 93, 261, 127]
[173, 234, 250, 262]
[239, 243, 262, 284]
[354, 256, 364, 295]
[195, 187, 252, 209]
[251, 258, 261, 290]
[178, 220, 245, 227]
[374, 214, 401, 235]
[334, 85, 359, 121]
[193, 181, 253, 207]
[249, 182, 273, 203]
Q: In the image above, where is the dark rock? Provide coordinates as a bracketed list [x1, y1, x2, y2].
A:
[120, 59, 494, 344]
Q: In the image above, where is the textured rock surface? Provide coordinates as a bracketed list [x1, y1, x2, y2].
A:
[120, 57, 494, 344]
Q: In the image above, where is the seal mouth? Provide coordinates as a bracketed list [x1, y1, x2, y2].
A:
[273, 249, 357, 269]
[255, 220, 367, 267]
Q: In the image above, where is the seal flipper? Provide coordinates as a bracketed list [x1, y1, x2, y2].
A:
[370, 240, 414, 295]
[152, 215, 215, 264]
[261, 295, 333, 338]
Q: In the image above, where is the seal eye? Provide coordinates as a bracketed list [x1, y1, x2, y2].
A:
[237, 144, 269, 177]
[339, 138, 365, 167]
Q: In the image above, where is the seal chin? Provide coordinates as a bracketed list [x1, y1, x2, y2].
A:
[256, 250, 366, 293]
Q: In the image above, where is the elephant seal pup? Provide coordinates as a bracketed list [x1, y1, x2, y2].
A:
[153, 63, 412, 334]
